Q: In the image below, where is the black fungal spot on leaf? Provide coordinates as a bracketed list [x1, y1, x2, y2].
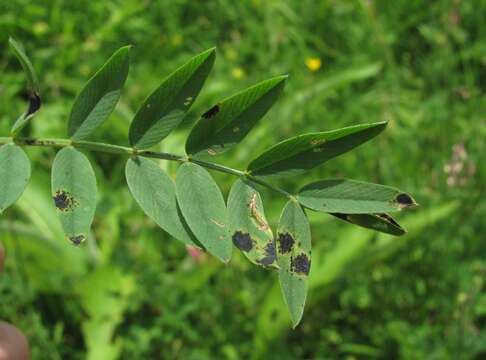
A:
[277, 232, 294, 254]
[202, 104, 220, 119]
[257, 256, 275, 266]
[69, 234, 85, 246]
[232, 231, 253, 251]
[265, 240, 276, 258]
[53, 190, 76, 211]
[257, 240, 277, 266]
[395, 193, 416, 209]
[291, 253, 311, 275]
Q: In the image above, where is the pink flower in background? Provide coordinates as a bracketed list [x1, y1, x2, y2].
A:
[186, 245, 206, 263]
[444, 143, 476, 187]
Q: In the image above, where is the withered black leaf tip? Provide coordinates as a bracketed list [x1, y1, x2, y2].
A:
[395, 193, 416, 207]
[26, 93, 41, 117]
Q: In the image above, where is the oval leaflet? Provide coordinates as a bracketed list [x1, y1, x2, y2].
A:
[51, 147, 97, 245]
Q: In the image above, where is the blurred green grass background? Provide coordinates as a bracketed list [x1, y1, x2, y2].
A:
[0, 0, 485, 359]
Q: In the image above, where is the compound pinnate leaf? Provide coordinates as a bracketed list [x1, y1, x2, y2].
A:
[277, 200, 311, 328]
[247, 122, 387, 177]
[185, 76, 287, 157]
[227, 179, 277, 269]
[125, 157, 198, 246]
[129, 48, 216, 149]
[68, 46, 131, 140]
[0, 144, 31, 213]
[298, 179, 417, 214]
[331, 213, 406, 236]
[175, 162, 231, 262]
[51, 147, 97, 245]
[9, 37, 41, 135]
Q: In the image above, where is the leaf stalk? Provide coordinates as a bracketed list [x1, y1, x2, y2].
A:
[0, 136, 293, 199]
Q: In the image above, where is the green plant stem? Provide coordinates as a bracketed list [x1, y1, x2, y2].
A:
[0, 136, 293, 199]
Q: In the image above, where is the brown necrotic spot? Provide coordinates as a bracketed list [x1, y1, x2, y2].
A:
[69, 234, 85, 246]
[395, 193, 416, 209]
[277, 232, 294, 254]
[232, 231, 253, 252]
[202, 104, 220, 119]
[310, 138, 325, 146]
[291, 253, 311, 275]
[53, 190, 76, 211]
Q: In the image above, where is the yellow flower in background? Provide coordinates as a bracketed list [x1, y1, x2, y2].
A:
[305, 57, 322, 72]
[232, 67, 245, 79]
[84, 38, 100, 51]
[225, 48, 237, 61]
[33, 22, 49, 35]
[171, 34, 182, 46]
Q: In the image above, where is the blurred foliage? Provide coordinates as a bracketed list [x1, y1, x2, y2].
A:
[0, 0, 485, 359]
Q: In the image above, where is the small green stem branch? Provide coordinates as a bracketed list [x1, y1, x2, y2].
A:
[0, 136, 293, 199]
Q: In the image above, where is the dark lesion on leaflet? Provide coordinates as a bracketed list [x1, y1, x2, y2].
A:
[53, 190, 77, 211]
[257, 240, 277, 267]
[201, 104, 220, 119]
[291, 253, 311, 275]
[232, 231, 253, 252]
[277, 232, 294, 254]
[69, 234, 85, 246]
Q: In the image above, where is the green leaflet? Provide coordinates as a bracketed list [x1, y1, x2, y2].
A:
[175, 162, 231, 262]
[68, 46, 131, 140]
[129, 48, 216, 149]
[125, 157, 198, 246]
[247, 122, 387, 177]
[331, 213, 406, 236]
[227, 179, 277, 269]
[185, 76, 287, 158]
[9, 37, 41, 135]
[8, 37, 39, 94]
[277, 200, 311, 328]
[0, 144, 31, 212]
[51, 147, 97, 245]
[298, 179, 417, 214]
